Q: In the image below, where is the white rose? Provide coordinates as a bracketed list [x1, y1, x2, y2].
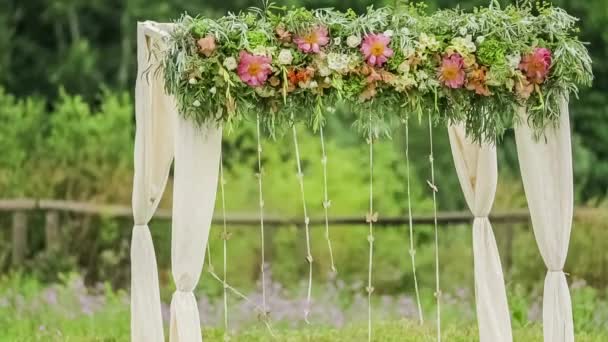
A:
[309, 81, 319, 88]
[193, 100, 201, 107]
[189, 78, 197, 85]
[210, 87, 217, 95]
[223, 57, 237, 71]
[278, 49, 293, 65]
[346, 35, 361, 48]
[383, 30, 394, 37]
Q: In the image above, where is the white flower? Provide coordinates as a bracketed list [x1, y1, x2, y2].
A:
[309, 81, 319, 88]
[327, 52, 350, 73]
[252, 46, 269, 56]
[223, 57, 237, 71]
[450, 35, 476, 54]
[318, 65, 332, 77]
[398, 61, 410, 74]
[210, 87, 217, 95]
[383, 30, 394, 37]
[402, 46, 416, 58]
[333, 37, 342, 46]
[346, 35, 361, 48]
[418, 33, 440, 51]
[476, 36, 486, 45]
[193, 100, 201, 107]
[400, 27, 410, 36]
[507, 53, 522, 69]
[415, 70, 429, 81]
[459, 27, 468, 36]
[189, 78, 197, 85]
[278, 49, 293, 65]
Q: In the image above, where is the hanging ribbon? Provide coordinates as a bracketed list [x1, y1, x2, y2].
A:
[292, 123, 314, 323]
[404, 117, 424, 324]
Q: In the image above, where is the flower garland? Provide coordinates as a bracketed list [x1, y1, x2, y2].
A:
[163, 2, 592, 142]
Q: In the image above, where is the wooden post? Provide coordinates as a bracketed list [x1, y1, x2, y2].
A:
[11, 211, 27, 266]
[45, 211, 60, 252]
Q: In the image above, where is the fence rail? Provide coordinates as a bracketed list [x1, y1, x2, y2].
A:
[1, 198, 603, 267]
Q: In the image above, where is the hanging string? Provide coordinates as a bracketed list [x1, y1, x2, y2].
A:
[292, 123, 314, 323]
[219, 155, 229, 337]
[205, 150, 275, 338]
[366, 113, 377, 342]
[427, 113, 441, 341]
[405, 117, 424, 325]
[255, 114, 268, 315]
[206, 271, 275, 337]
[319, 126, 337, 274]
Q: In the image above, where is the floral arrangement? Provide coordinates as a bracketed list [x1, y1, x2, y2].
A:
[162, 1, 592, 141]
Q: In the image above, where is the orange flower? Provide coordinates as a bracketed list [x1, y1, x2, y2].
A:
[269, 76, 281, 87]
[197, 35, 216, 57]
[287, 67, 315, 86]
[466, 67, 491, 96]
[515, 77, 534, 99]
[359, 84, 377, 101]
[275, 24, 292, 43]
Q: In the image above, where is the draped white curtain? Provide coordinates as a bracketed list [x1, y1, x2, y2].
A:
[448, 124, 512, 342]
[515, 95, 574, 342]
[133, 21, 223, 342]
[170, 116, 222, 342]
[131, 22, 176, 342]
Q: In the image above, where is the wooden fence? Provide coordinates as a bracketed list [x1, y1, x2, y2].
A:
[0, 198, 602, 267]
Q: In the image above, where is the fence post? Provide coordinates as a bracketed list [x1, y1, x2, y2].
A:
[45, 210, 60, 252]
[11, 211, 28, 266]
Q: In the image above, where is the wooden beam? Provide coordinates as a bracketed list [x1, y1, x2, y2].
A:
[0, 198, 604, 227]
[11, 211, 27, 266]
[45, 211, 61, 252]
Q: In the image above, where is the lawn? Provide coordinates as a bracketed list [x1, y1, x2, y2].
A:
[1, 273, 607, 341]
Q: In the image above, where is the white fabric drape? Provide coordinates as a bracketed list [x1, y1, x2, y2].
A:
[448, 124, 512, 342]
[515, 96, 574, 342]
[170, 116, 222, 342]
[131, 22, 176, 342]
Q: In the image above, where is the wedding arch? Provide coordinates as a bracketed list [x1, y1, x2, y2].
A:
[131, 3, 591, 342]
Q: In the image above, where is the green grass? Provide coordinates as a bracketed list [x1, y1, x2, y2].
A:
[4, 320, 608, 342]
[1, 273, 607, 341]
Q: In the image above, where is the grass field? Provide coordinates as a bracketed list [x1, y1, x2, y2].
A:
[4, 320, 608, 342]
[1, 273, 607, 341]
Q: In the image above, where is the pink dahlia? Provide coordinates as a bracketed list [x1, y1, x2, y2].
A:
[360, 33, 394, 67]
[438, 53, 466, 89]
[237, 51, 272, 87]
[294, 26, 329, 53]
[519, 47, 552, 84]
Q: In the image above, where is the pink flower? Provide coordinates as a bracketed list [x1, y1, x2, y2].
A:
[237, 51, 272, 87]
[519, 47, 552, 84]
[360, 33, 394, 67]
[438, 53, 466, 89]
[197, 35, 216, 57]
[294, 26, 329, 53]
